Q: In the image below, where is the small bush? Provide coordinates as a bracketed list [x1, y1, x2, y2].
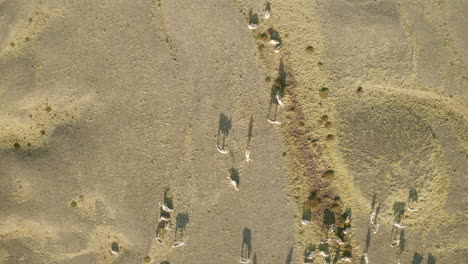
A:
[322, 169, 335, 180]
[305, 46, 315, 53]
[319, 87, 329, 98]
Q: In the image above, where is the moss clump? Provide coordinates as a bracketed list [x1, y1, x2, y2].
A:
[305, 45, 315, 53]
[45, 106, 52, 112]
[256, 32, 269, 41]
[143, 256, 151, 263]
[326, 134, 335, 141]
[325, 121, 333, 129]
[13, 143, 20, 149]
[322, 169, 335, 180]
[319, 87, 329, 98]
[70, 201, 78, 208]
[307, 192, 322, 211]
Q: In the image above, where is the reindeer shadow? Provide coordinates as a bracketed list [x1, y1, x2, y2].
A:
[365, 227, 371, 252]
[408, 187, 418, 206]
[268, 85, 280, 121]
[412, 252, 424, 264]
[248, 9, 259, 25]
[241, 228, 252, 259]
[175, 213, 189, 241]
[302, 204, 312, 224]
[253, 253, 258, 264]
[229, 168, 240, 187]
[285, 246, 293, 264]
[322, 209, 336, 233]
[217, 113, 232, 150]
[393, 201, 406, 223]
[427, 253, 436, 264]
[332, 247, 341, 264]
[268, 27, 282, 44]
[247, 115, 254, 147]
[268, 59, 286, 121]
[303, 244, 315, 261]
[160, 190, 174, 219]
[156, 221, 166, 238]
[399, 230, 405, 253]
[371, 194, 377, 210]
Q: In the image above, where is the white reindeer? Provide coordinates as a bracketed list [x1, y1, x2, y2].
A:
[245, 147, 252, 162]
[159, 216, 170, 222]
[239, 257, 250, 263]
[406, 207, 418, 212]
[248, 24, 258, 30]
[335, 237, 345, 245]
[306, 251, 315, 259]
[216, 144, 229, 155]
[341, 257, 352, 262]
[319, 251, 329, 257]
[159, 202, 174, 213]
[276, 94, 285, 108]
[264, 10, 270, 19]
[370, 211, 376, 224]
[372, 223, 379, 234]
[393, 223, 405, 229]
[345, 214, 351, 223]
[329, 224, 334, 233]
[269, 39, 280, 45]
[155, 237, 163, 244]
[302, 219, 310, 225]
[363, 253, 369, 264]
[320, 238, 332, 244]
[343, 227, 351, 235]
[274, 45, 282, 53]
[172, 241, 185, 248]
[267, 118, 281, 125]
[228, 177, 239, 191]
[390, 239, 400, 247]
[110, 248, 119, 256]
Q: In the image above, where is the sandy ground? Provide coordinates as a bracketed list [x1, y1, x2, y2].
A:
[1, 0, 467, 264]
[0, 0, 295, 263]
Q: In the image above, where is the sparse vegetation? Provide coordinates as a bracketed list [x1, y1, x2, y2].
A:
[319, 87, 329, 98]
[322, 169, 335, 180]
[256, 32, 268, 41]
[305, 46, 315, 53]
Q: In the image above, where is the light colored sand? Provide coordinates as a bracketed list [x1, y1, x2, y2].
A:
[1, 0, 467, 263]
[0, 0, 295, 263]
